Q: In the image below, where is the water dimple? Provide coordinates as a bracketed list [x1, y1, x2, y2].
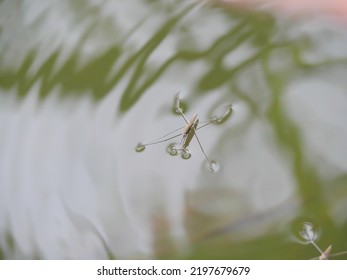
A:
[299, 222, 319, 243]
[207, 160, 220, 173]
[135, 143, 145, 152]
[166, 143, 178, 156]
[173, 92, 187, 115]
[181, 148, 191, 159]
[215, 104, 233, 124]
[291, 219, 321, 244]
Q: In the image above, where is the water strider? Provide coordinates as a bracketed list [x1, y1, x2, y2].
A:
[299, 222, 347, 260]
[135, 94, 232, 172]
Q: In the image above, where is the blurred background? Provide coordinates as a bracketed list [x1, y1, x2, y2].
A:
[0, 0, 347, 259]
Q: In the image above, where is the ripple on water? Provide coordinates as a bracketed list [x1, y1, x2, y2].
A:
[215, 104, 233, 125]
[181, 148, 191, 159]
[166, 143, 178, 156]
[291, 219, 321, 244]
[135, 143, 145, 152]
[207, 160, 220, 173]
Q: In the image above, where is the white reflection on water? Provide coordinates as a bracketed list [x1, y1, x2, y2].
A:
[0, 0, 347, 259]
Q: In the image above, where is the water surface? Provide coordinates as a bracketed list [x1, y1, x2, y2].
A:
[0, 0, 347, 259]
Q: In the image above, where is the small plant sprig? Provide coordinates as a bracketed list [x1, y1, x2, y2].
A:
[300, 222, 347, 260]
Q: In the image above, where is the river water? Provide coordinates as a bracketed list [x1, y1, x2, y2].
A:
[0, 0, 347, 259]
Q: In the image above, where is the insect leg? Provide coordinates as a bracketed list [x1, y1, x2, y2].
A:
[192, 126, 213, 164]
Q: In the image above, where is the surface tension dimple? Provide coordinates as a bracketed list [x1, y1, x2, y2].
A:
[135, 143, 145, 152]
[181, 148, 191, 159]
[166, 143, 178, 156]
[215, 104, 232, 124]
[207, 160, 220, 173]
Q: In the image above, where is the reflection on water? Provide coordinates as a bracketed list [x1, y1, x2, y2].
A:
[166, 143, 179, 157]
[0, 0, 347, 259]
[135, 143, 146, 153]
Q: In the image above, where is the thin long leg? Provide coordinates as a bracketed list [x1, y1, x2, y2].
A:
[197, 119, 216, 130]
[311, 249, 347, 260]
[147, 116, 214, 148]
[146, 119, 214, 145]
[141, 116, 215, 148]
[192, 126, 212, 163]
[145, 125, 185, 144]
[176, 107, 190, 124]
[176, 105, 219, 130]
[311, 241, 324, 255]
[330, 250, 347, 257]
[143, 133, 182, 147]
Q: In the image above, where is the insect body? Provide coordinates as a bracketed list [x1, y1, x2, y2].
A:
[181, 113, 198, 149]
